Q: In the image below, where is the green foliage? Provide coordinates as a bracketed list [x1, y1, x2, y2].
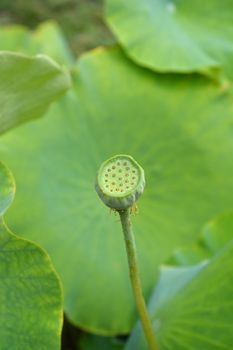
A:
[0, 162, 63, 350]
[106, 0, 233, 79]
[0, 162, 15, 215]
[0, 0, 115, 56]
[170, 212, 233, 265]
[80, 334, 124, 350]
[125, 213, 233, 350]
[0, 23, 233, 335]
[0, 1, 233, 348]
[0, 32, 70, 349]
[0, 51, 70, 134]
[0, 22, 73, 65]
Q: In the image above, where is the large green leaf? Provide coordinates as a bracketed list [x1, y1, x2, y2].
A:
[125, 216, 233, 350]
[0, 22, 74, 65]
[105, 0, 233, 78]
[0, 161, 15, 215]
[0, 46, 233, 335]
[0, 51, 70, 134]
[79, 334, 124, 350]
[0, 162, 63, 350]
[33, 21, 74, 65]
[170, 212, 233, 265]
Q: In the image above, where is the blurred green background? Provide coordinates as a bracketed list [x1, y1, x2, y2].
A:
[0, 0, 115, 56]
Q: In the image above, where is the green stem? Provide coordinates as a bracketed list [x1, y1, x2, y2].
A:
[119, 209, 159, 350]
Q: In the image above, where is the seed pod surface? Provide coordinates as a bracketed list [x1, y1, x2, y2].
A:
[95, 154, 145, 210]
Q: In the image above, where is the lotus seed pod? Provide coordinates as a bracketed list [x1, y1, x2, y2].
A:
[95, 155, 145, 210]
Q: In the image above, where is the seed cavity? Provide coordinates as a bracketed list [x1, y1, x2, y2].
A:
[102, 157, 139, 195]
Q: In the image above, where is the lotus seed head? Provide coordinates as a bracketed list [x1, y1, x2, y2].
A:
[95, 155, 145, 210]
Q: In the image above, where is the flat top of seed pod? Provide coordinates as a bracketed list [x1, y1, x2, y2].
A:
[97, 155, 144, 197]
